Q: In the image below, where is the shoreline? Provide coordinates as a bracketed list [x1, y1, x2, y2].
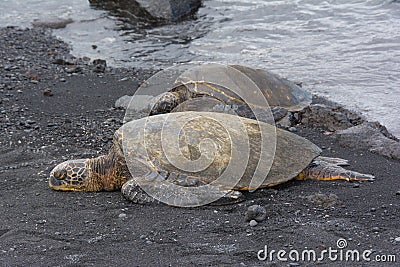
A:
[0, 26, 399, 266]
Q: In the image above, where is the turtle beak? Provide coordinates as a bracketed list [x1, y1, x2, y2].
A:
[49, 159, 89, 191]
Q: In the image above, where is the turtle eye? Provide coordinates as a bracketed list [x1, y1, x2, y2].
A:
[53, 170, 67, 180]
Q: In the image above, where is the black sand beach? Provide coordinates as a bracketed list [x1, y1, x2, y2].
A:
[0, 27, 399, 266]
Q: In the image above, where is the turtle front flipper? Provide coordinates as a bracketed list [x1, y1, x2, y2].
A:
[121, 171, 243, 206]
[296, 159, 375, 182]
[271, 106, 288, 122]
[121, 178, 157, 204]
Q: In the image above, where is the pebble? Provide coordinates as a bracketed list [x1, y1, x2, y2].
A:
[60, 78, 66, 82]
[93, 59, 107, 73]
[118, 213, 127, 219]
[396, 191, 400, 196]
[65, 66, 82, 74]
[353, 183, 360, 188]
[370, 208, 377, 212]
[395, 237, 400, 242]
[372, 227, 379, 232]
[288, 127, 297, 132]
[43, 88, 53, 96]
[52, 57, 75, 65]
[246, 205, 267, 222]
[249, 220, 258, 227]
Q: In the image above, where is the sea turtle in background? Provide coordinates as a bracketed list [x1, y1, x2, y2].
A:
[124, 63, 312, 124]
[49, 112, 374, 207]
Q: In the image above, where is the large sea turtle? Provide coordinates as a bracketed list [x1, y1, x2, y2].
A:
[125, 63, 312, 123]
[49, 112, 374, 207]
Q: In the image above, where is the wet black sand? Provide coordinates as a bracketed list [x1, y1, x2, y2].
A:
[0, 27, 399, 266]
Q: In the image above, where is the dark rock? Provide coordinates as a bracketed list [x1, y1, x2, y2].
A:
[25, 69, 40, 82]
[137, 0, 202, 21]
[52, 56, 76, 66]
[246, 205, 267, 222]
[334, 122, 400, 159]
[93, 59, 107, 73]
[65, 66, 82, 74]
[115, 95, 133, 109]
[89, 0, 202, 22]
[299, 103, 364, 131]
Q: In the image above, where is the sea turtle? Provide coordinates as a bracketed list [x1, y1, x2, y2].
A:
[49, 112, 374, 207]
[125, 63, 312, 123]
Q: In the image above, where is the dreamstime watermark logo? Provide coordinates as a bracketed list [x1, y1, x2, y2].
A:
[121, 63, 277, 207]
[257, 238, 397, 263]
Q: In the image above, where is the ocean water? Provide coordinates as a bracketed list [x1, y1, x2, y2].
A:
[0, 0, 399, 136]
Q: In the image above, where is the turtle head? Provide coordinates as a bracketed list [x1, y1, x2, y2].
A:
[49, 159, 91, 191]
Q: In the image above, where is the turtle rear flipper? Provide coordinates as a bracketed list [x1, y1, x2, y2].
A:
[297, 160, 375, 182]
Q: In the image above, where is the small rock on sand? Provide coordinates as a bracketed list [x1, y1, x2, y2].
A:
[115, 95, 156, 111]
[249, 220, 258, 227]
[246, 205, 267, 222]
[306, 193, 339, 207]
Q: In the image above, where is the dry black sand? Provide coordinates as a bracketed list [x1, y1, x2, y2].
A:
[0, 27, 399, 266]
